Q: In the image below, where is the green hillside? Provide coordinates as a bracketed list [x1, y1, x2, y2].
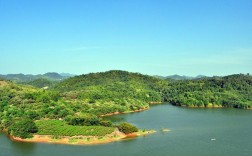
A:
[0, 71, 251, 139]
[53, 70, 166, 115]
[164, 74, 252, 109]
[22, 78, 55, 88]
[54, 70, 166, 92]
[0, 71, 165, 138]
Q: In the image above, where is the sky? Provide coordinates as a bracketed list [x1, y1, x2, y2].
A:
[0, 0, 252, 76]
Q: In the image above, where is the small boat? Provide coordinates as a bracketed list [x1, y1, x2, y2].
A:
[211, 138, 216, 141]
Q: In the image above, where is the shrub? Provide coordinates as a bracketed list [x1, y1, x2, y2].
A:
[117, 122, 138, 134]
[9, 118, 38, 139]
[99, 120, 113, 127]
[66, 114, 100, 126]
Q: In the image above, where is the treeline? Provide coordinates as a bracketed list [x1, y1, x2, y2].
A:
[163, 74, 252, 109]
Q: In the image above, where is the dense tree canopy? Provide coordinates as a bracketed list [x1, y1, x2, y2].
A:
[163, 74, 252, 109]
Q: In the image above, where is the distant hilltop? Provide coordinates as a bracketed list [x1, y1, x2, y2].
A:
[153, 74, 207, 80]
[2, 71, 249, 82]
[0, 72, 75, 82]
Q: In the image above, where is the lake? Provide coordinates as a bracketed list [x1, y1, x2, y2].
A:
[1, 103, 252, 156]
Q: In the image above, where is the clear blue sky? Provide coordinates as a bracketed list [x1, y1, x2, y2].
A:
[0, 0, 251, 76]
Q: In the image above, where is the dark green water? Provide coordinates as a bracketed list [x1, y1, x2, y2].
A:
[1, 104, 252, 156]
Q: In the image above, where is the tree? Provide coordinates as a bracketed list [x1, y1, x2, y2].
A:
[117, 122, 138, 134]
[26, 111, 39, 120]
[100, 120, 113, 127]
[66, 114, 101, 126]
[9, 118, 38, 138]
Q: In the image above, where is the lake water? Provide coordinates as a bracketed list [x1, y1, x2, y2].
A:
[1, 103, 252, 156]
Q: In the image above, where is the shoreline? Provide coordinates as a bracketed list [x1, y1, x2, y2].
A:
[180, 105, 251, 109]
[7, 103, 160, 146]
[99, 107, 149, 117]
[9, 130, 156, 145]
[149, 102, 162, 104]
[100, 102, 162, 117]
[176, 104, 224, 108]
[186, 105, 223, 108]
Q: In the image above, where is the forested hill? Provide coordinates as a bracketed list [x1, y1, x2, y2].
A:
[52, 70, 167, 110]
[53, 70, 166, 92]
[1, 71, 251, 139]
[53, 71, 252, 109]
[154, 74, 207, 80]
[0, 72, 73, 83]
[164, 74, 252, 109]
[1, 71, 251, 111]
[23, 78, 54, 88]
[0, 71, 166, 138]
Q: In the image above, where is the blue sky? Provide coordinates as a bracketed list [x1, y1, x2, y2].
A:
[0, 0, 252, 76]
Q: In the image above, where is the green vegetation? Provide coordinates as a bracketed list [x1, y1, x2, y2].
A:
[8, 118, 38, 139]
[65, 113, 113, 126]
[117, 122, 138, 134]
[0, 72, 72, 83]
[163, 74, 252, 109]
[22, 78, 55, 88]
[0, 70, 252, 139]
[36, 120, 114, 136]
[52, 70, 164, 115]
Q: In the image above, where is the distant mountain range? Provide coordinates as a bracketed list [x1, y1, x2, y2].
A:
[154, 74, 207, 80]
[0, 72, 208, 82]
[0, 72, 75, 82]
